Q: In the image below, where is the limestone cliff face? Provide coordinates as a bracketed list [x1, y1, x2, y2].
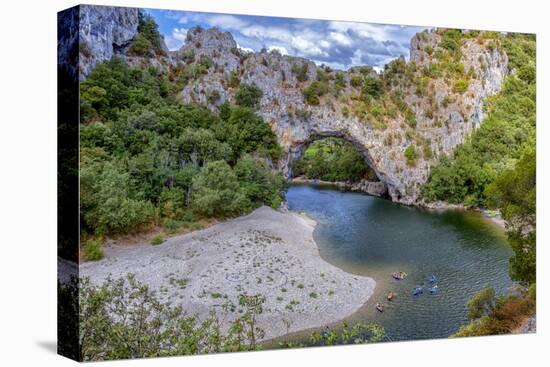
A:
[78, 5, 139, 78]
[177, 27, 508, 204]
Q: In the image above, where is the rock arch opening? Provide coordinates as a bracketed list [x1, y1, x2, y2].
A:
[285, 134, 389, 198]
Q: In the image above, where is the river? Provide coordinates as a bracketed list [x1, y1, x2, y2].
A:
[285, 183, 513, 341]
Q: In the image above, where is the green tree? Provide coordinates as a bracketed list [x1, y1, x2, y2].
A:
[192, 161, 250, 217]
[486, 148, 536, 284]
[217, 106, 281, 162]
[81, 162, 156, 234]
[234, 154, 286, 208]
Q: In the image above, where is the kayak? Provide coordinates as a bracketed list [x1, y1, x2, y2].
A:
[387, 292, 395, 301]
[392, 271, 407, 280]
[428, 285, 439, 294]
[413, 287, 423, 296]
[428, 275, 437, 284]
[375, 303, 384, 312]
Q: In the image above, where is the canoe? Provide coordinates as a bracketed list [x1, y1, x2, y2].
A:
[392, 271, 407, 280]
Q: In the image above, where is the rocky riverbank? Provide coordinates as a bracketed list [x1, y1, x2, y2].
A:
[80, 206, 376, 341]
[291, 177, 387, 197]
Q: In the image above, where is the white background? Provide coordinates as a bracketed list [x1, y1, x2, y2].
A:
[0, 0, 548, 365]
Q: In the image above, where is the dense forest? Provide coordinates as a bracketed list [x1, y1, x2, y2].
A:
[293, 137, 377, 182]
[79, 54, 286, 259]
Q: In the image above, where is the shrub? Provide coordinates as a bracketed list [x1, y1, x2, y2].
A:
[362, 77, 383, 99]
[453, 79, 469, 94]
[467, 287, 496, 320]
[182, 210, 194, 222]
[235, 83, 263, 108]
[291, 63, 309, 82]
[228, 71, 240, 88]
[128, 34, 154, 57]
[335, 72, 346, 89]
[151, 234, 164, 245]
[76, 275, 267, 360]
[423, 142, 433, 160]
[84, 237, 103, 261]
[440, 28, 463, 52]
[162, 218, 181, 234]
[350, 75, 363, 88]
[303, 81, 329, 105]
[404, 145, 417, 166]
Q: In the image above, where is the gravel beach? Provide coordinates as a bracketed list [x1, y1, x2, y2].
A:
[80, 206, 376, 340]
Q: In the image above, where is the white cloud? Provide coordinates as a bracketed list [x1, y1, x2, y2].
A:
[328, 21, 390, 42]
[240, 25, 293, 42]
[237, 43, 254, 53]
[312, 59, 347, 71]
[173, 28, 188, 41]
[319, 40, 331, 49]
[328, 31, 352, 46]
[204, 14, 249, 29]
[268, 45, 289, 55]
[165, 28, 188, 51]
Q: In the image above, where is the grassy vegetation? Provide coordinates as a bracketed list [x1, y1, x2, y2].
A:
[404, 145, 418, 166]
[150, 234, 164, 245]
[84, 237, 103, 261]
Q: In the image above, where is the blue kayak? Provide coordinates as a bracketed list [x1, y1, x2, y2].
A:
[428, 285, 439, 294]
[427, 275, 437, 284]
[413, 287, 423, 296]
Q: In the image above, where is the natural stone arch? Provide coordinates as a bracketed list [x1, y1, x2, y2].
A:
[274, 119, 398, 200]
[282, 131, 391, 198]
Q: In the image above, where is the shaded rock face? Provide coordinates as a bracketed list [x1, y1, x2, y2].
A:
[178, 27, 508, 204]
[78, 5, 139, 78]
[58, 7, 80, 79]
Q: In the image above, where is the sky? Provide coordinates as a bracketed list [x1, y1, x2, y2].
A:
[145, 8, 423, 71]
